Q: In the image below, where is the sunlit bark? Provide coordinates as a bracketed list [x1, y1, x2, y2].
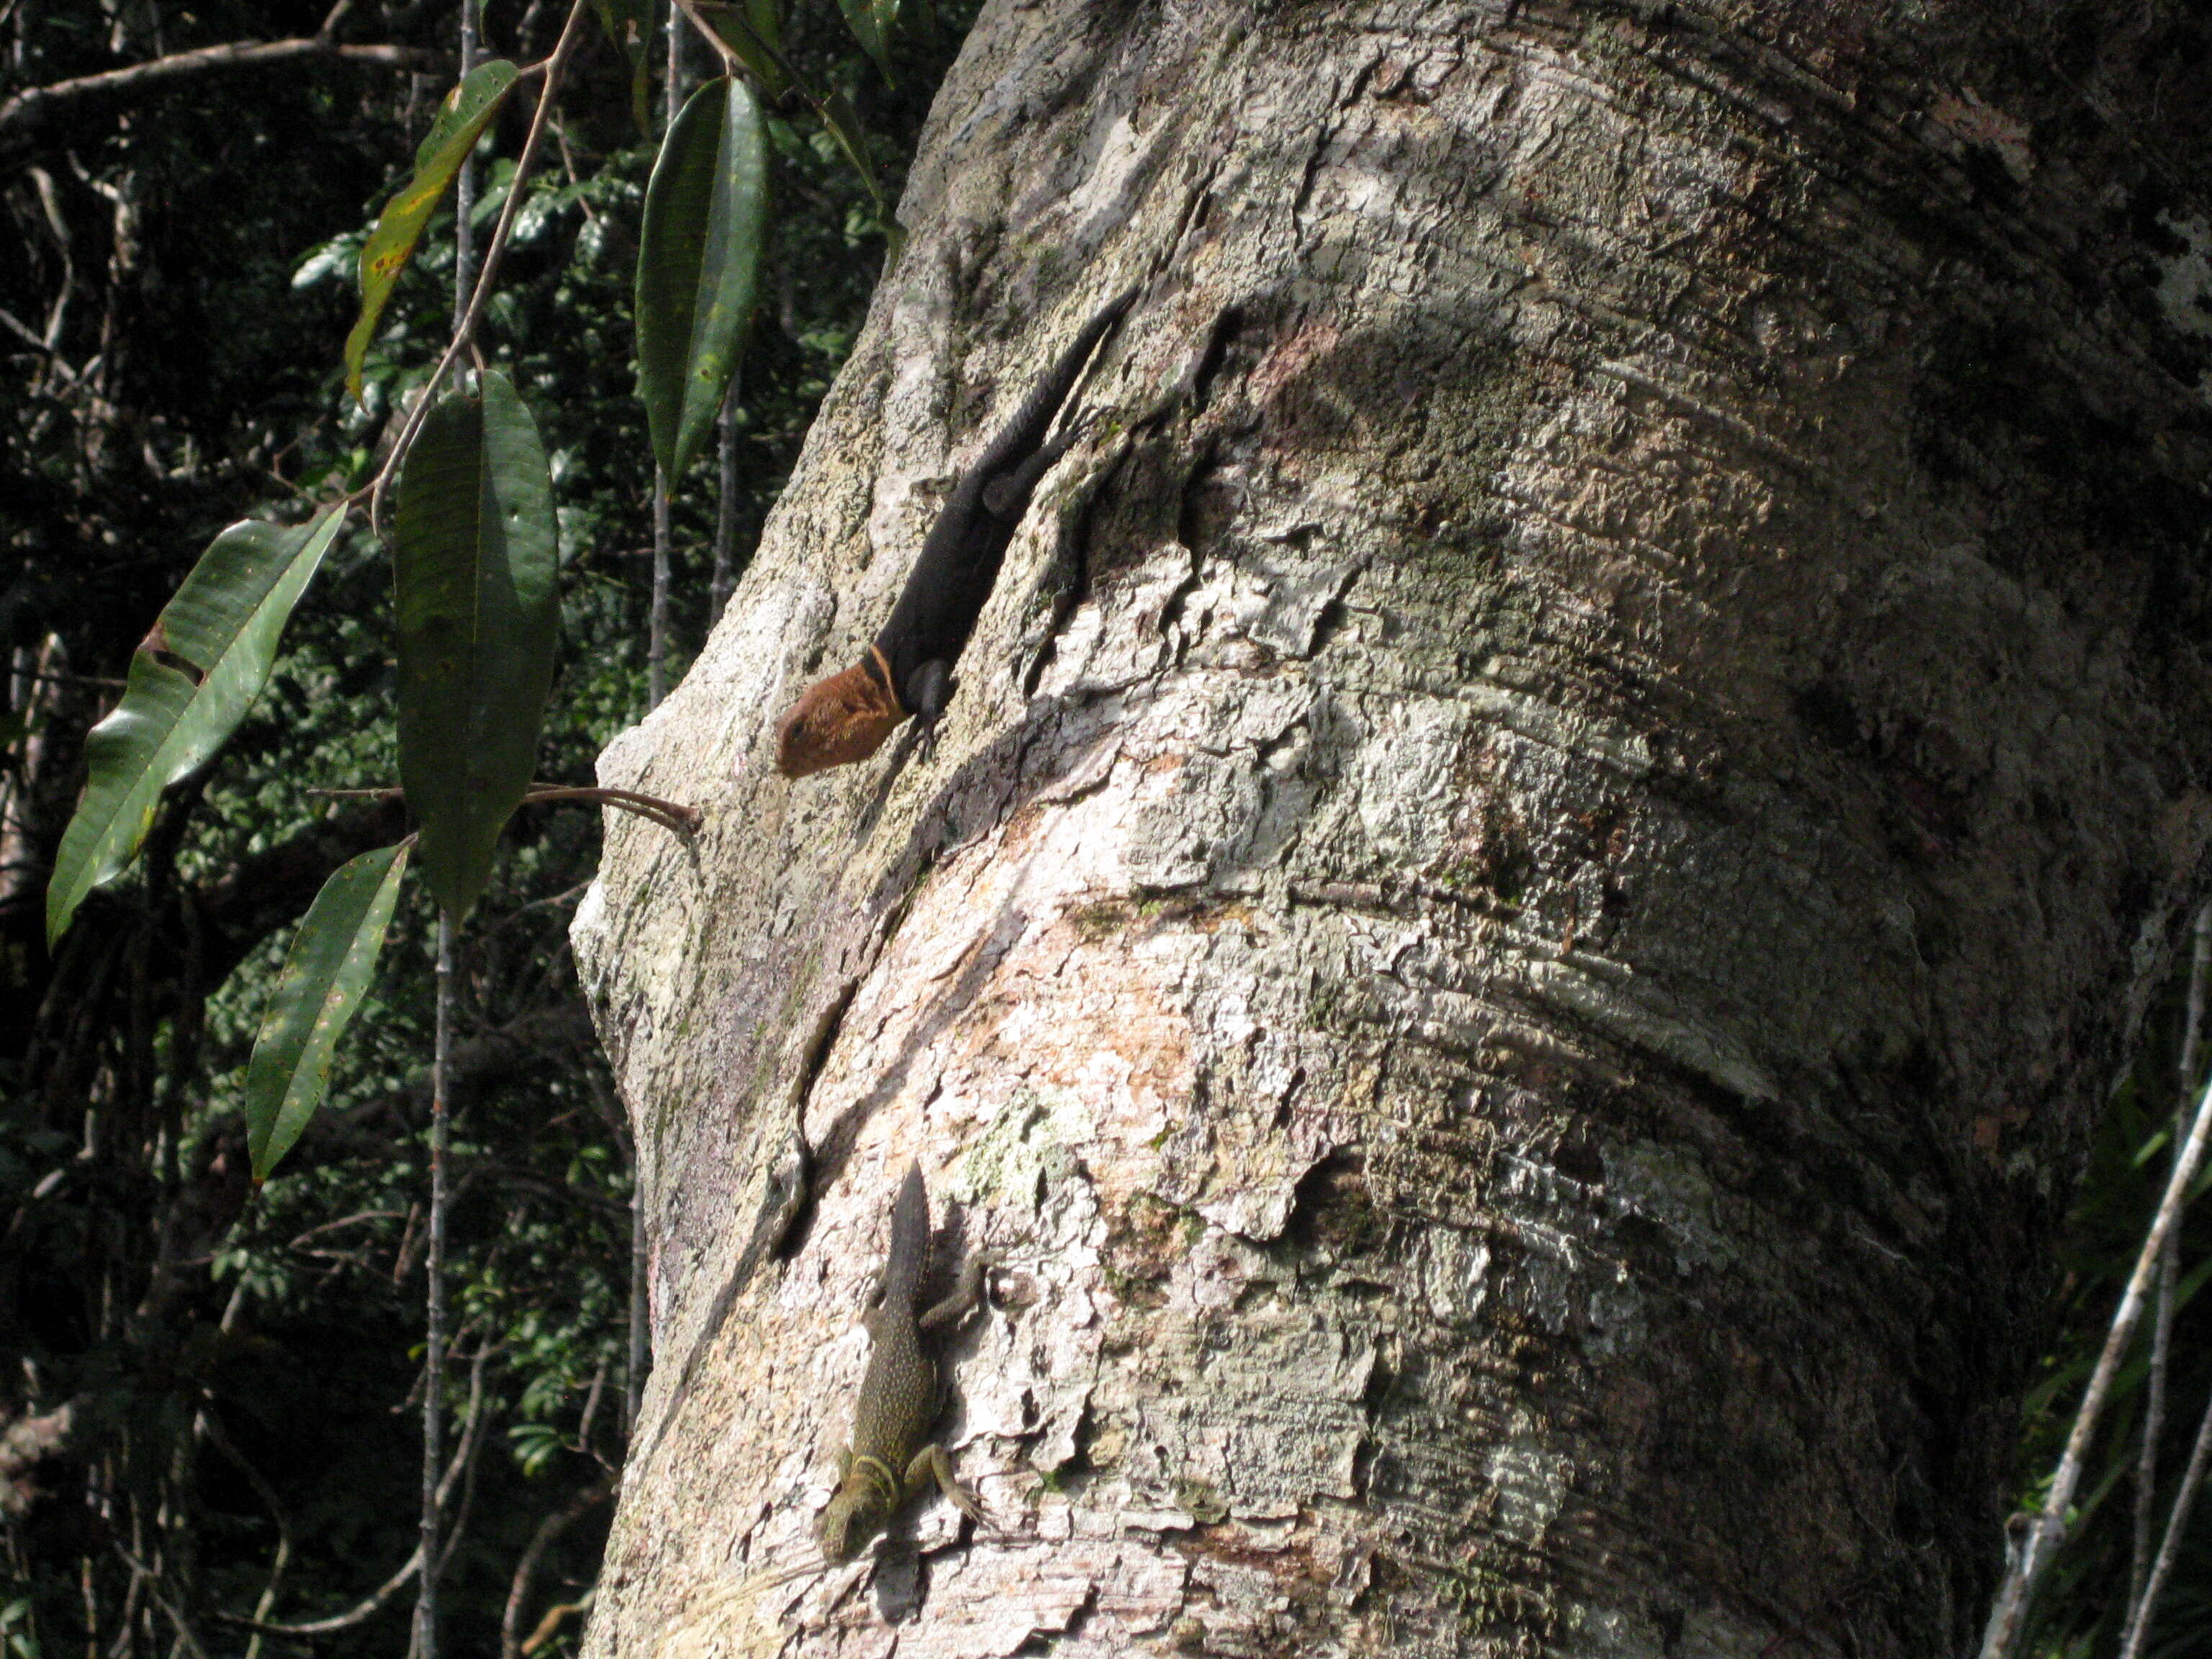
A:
[576, 2, 2212, 1652]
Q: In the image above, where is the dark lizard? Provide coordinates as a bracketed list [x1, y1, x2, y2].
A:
[815, 1161, 989, 1563]
[775, 287, 1138, 778]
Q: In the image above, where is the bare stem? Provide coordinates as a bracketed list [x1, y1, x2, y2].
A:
[2121, 1380, 2212, 1659]
[711, 364, 742, 624]
[2130, 901, 2212, 1615]
[415, 912, 456, 1659]
[365, 0, 595, 534]
[307, 783, 698, 833]
[500, 1477, 613, 1659]
[1979, 1058, 2212, 1658]
[519, 783, 700, 833]
[451, 0, 479, 335]
[649, 467, 671, 709]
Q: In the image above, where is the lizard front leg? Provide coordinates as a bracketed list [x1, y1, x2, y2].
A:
[904, 1442, 991, 1532]
[904, 658, 956, 753]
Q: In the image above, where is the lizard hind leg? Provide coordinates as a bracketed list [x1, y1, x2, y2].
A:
[918, 1255, 987, 1333]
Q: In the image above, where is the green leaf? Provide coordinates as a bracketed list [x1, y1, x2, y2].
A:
[591, 0, 653, 136]
[691, 0, 786, 97]
[816, 85, 885, 222]
[837, 0, 894, 81]
[394, 370, 559, 919]
[244, 842, 411, 1182]
[636, 76, 770, 480]
[46, 509, 346, 947]
[342, 60, 520, 403]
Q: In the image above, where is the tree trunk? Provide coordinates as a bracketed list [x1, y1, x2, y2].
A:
[572, 2, 2212, 1653]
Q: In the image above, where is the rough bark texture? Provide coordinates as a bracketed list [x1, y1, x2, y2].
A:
[572, 2, 2212, 1653]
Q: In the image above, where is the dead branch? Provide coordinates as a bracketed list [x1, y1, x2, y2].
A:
[500, 1475, 613, 1659]
[1, 38, 454, 153]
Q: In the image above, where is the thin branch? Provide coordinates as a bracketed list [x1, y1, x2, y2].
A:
[285, 1209, 410, 1252]
[649, 467, 672, 709]
[307, 787, 694, 836]
[1979, 1063, 2212, 1658]
[214, 1549, 420, 1637]
[521, 1590, 595, 1657]
[518, 784, 700, 833]
[108, 1542, 210, 1659]
[195, 1402, 293, 1659]
[306, 782, 698, 832]
[499, 1477, 613, 1659]
[2131, 901, 2212, 1613]
[365, 0, 595, 536]
[0, 38, 451, 146]
[711, 364, 744, 624]
[433, 1337, 495, 1516]
[2121, 1382, 2212, 1659]
[433, 1344, 498, 1586]
[416, 911, 457, 1659]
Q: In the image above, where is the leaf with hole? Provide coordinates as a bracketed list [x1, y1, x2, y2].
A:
[636, 76, 770, 481]
[46, 509, 346, 947]
[395, 371, 558, 920]
[342, 60, 519, 403]
[245, 841, 411, 1182]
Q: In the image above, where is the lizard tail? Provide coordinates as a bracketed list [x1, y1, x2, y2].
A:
[883, 1161, 931, 1303]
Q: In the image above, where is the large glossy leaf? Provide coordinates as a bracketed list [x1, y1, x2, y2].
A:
[636, 76, 770, 480]
[47, 509, 346, 947]
[591, 0, 653, 135]
[394, 370, 558, 919]
[244, 841, 410, 1182]
[342, 60, 519, 403]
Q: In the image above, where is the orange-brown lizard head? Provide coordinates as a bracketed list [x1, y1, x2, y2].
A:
[774, 648, 907, 778]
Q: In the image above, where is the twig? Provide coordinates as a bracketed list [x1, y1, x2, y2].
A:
[415, 909, 457, 1659]
[215, 1549, 420, 1636]
[433, 1341, 498, 1592]
[577, 1352, 609, 1460]
[197, 1401, 295, 1659]
[649, 467, 672, 708]
[109, 1542, 210, 1659]
[521, 1590, 595, 1655]
[285, 1208, 409, 1252]
[1979, 1060, 2212, 1658]
[0, 37, 451, 145]
[712, 363, 743, 624]
[306, 782, 698, 833]
[2131, 901, 2211, 1613]
[2122, 1380, 2212, 1659]
[365, 0, 595, 536]
[500, 1476, 613, 1659]
[518, 784, 700, 833]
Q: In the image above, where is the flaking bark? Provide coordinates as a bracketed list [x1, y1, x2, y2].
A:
[573, 1, 2212, 1653]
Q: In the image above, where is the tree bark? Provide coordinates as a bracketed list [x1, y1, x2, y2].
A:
[572, 1, 2212, 1653]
